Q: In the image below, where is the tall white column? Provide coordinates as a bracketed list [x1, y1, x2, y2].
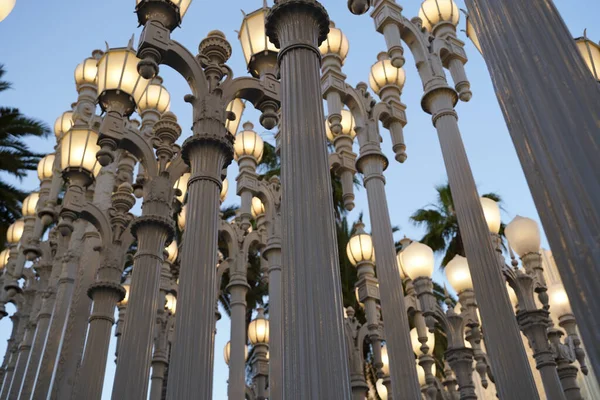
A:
[265, 1, 352, 398]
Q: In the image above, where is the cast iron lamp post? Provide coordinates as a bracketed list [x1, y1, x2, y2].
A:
[248, 308, 270, 400]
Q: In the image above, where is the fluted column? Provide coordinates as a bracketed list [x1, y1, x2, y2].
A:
[166, 136, 231, 400]
[227, 278, 249, 400]
[263, 245, 281, 400]
[0, 313, 21, 398]
[465, 0, 600, 375]
[356, 146, 422, 398]
[422, 88, 539, 399]
[265, 2, 351, 398]
[0, 313, 19, 391]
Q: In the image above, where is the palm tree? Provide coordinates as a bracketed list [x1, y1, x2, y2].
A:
[410, 183, 503, 269]
[0, 64, 51, 241]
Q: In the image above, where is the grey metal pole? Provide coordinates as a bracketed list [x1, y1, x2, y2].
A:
[465, 0, 600, 375]
[227, 281, 249, 400]
[263, 245, 281, 400]
[265, 1, 352, 398]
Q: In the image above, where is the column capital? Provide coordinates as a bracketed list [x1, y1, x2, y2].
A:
[266, 0, 330, 49]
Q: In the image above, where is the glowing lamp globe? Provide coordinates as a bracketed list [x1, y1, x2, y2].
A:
[234, 122, 264, 162]
[399, 241, 434, 280]
[178, 205, 186, 231]
[120, 276, 131, 306]
[506, 282, 518, 307]
[380, 344, 390, 375]
[0, 0, 16, 22]
[238, 4, 278, 78]
[75, 57, 98, 87]
[22, 192, 40, 218]
[37, 154, 55, 181]
[165, 293, 177, 314]
[220, 178, 229, 203]
[376, 379, 388, 400]
[465, 17, 482, 54]
[0, 249, 9, 270]
[325, 109, 356, 142]
[418, 0, 460, 32]
[346, 225, 375, 266]
[480, 197, 501, 234]
[137, 78, 171, 114]
[60, 128, 102, 177]
[224, 341, 248, 365]
[248, 309, 269, 345]
[548, 283, 572, 317]
[369, 52, 406, 95]
[319, 22, 350, 63]
[96, 46, 151, 115]
[54, 111, 74, 139]
[173, 173, 190, 203]
[575, 35, 600, 81]
[6, 219, 24, 244]
[225, 98, 245, 135]
[417, 363, 426, 386]
[165, 240, 178, 264]
[505, 216, 541, 257]
[410, 328, 435, 355]
[445, 255, 472, 293]
[251, 197, 265, 218]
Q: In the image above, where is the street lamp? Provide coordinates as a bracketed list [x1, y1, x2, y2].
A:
[225, 99, 245, 135]
[165, 293, 177, 314]
[21, 192, 40, 219]
[445, 255, 473, 294]
[239, 2, 278, 78]
[37, 154, 55, 182]
[418, 0, 460, 33]
[0, 0, 16, 22]
[59, 127, 102, 186]
[54, 111, 74, 140]
[505, 216, 541, 258]
[480, 197, 501, 234]
[135, 0, 191, 31]
[6, 219, 24, 245]
[249, 308, 269, 400]
[575, 31, 600, 81]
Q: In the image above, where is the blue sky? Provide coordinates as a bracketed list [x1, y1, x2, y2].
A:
[0, 0, 597, 398]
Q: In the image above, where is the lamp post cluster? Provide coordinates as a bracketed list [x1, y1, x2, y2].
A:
[0, 0, 598, 399]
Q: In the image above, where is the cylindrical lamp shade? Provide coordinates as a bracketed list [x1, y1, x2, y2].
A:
[399, 241, 434, 279]
[418, 0, 460, 32]
[37, 154, 55, 181]
[319, 23, 349, 63]
[225, 98, 245, 135]
[325, 109, 356, 141]
[346, 231, 375, 266]
[97, 47, 151, 112]
[178, 205, 186, 231]
[0, 249, 9, 269]
[0, 0, 16, 22]
[480, 197, 501, 234]
[220, 178, 228, 203]
[75, 57, 98, 86]
[369, 52, 406, 95]
[166, 240, 178, 264]
[548, 283, 572, 317]
[6, 219, 24, 244]
[234, 123, 264, 161]
[376, 379, 388, 400]
[575, 37, 600, 81]
[445, 255, 472, 293]
[165, 293, 177, 314]
[22, 192, 40, 217]
[251, 197, 265, 218]
[223, 341, 248, 365]
[505, 215, 541, 257]
[54, 111, 74, 139]
[465, 17, 482, 54]
[173, 172, 190, 203]
[60, 128, 102, 177]
[137, 82, 171, 114]
[410, 328, 435, 355]
[248, 315, 269, 345]
[238, 7, 278, 74]
[380, 344, 390, 375]
[135, 0, 192, 18]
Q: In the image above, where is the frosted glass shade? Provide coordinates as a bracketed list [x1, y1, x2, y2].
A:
[506, 282, 518, 307]
[178, 205, 186, 231]
[97, 47, 151, 107]
[225, 98, 245, 135]
[325, 109, 356, 142]
[251, 197, 265, 218]
[137, 82, 170, 113]
[380, 344, 390, 375]
[505, 216, 541, 257]
[346, 232, 375, 266]
[0, 249, 9, 269]
[239, 7, 278, 68]
[548, 283, 572, 317]
[120, 278, 131, 306]
[480, 197, 501, 234]
[75, 57, 98, 86]
[576, 37, 600, 80]
[224, 341, 248, 365]
[248, 314, 269, 345]
[37, 154, 55, 181]
[22, 192, 40, 217]
[376, 379, 388, 400]
[466, 17, 482, 54]
[0, 0, 16, 22]
[6, 219, 24, 244]
[445, 255, 472, 293]
[173, 172, 190, 203]
[54, 111, 74, 139]
[60, 128, 102, 177]
[166, 240, 178, 264]
[165, 293, 177, 314]
[418, 0, 460, 32]
[410, 327, 435, 355]
[234, 123, 264, 162]
[400, 241, 434, 279]
[220, 178, 229, 202]
[417, 363, 426, 386]
[319, 24, 349, 63]
[369, 53, 406, 95]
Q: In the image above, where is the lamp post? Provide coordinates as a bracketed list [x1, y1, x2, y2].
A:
[463, 0, 600, 374]
[248, 308, 270, 400]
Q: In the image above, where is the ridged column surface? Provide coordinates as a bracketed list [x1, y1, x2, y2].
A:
[166, 144, 227, 400]
[31, 219, 87, 399]
[228, 283, 248, 400]
[7, 318, 34, 399]
[0, 314, 21, 398]
[465, 0, 600, 375]
[265, 247, 282, 400]
[429, 92, 539, 399]
[359, 154, 423, 398]
[111, 222, 169, 400]
[266, 2, 351, 398]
